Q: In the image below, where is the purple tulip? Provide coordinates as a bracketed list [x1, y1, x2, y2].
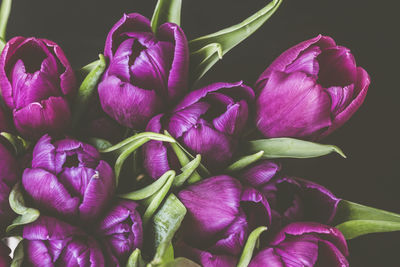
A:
[0, 142, 18, 232]
[98, 13, 189, 129]
[96, 200, 143, 264]
[240, 160, 340, 228]
[0, 241, 11, 266]
[176, 175, 270, 267]
[255, 35, 370, 140]
[23, 216, 105, 266]
[22, 134, 115, 222]
[0, 37, 76, 139]
[143, 81, 255, 179]
[249, 222, 349, 267]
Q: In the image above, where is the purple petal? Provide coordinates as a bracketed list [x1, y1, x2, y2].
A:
[284, 45, 321, 78]
[326, 84, 355, 116]
[178, 175, 242, 237]
[241, 186, 272, 227]
[22, 168, 80, 217]
[212, 100, 249, 136]
[239, 160, 281, 187]
[249, 247, 285, 267]
[78, 160, 115, 222]
[157, 23, 189, 101]
[255, 35, 336, 91]
[256, 71, 332, 139]
[54, 138, 100, 169]
[98, 75, 162, 129]
[31, 134, 58, 173]
[107, 38, 136, 81]
[104, 13, 152, 59]
[143, 114, 172, 179]
[24, 240, 55, 266]
[316, 239, 349, 267]
[317, 46, 357, 87]
[276, 234, 319, 266]
[23, 216, 82, 240]
[13, 96, 71, 139]
[181, 120, 235, 170]
[321, 67, 370, 138]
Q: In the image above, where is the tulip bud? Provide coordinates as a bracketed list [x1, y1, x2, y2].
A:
[240, 160, 340, 228]
[143, 81, 255, 179]
[22, 134, 115, 222]
[0, 241, 11, 266]
[176, 175, 270, 266]
[249, 222, 349, 267]
[23, 216, 105, 266]
[255, 35, 370, 140]
[96, 200, 143, 264]
[0, 142, 18, 232]
[98, 13, 189, 129]
[0, 37, 76, 139]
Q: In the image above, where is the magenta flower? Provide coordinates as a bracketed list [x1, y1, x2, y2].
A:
[176, 175, 270, 266]
[255, 35, 370, 140]
[23, 216, 105, 266]
[98, 13, 189, 129]
[96, 200, 143, 264]
[0, 142, 18, 232]
[143, 81, 254, 179]
[22, 135, 115, 222]
[0, 37, 76, 139]
[249, 222, 349, 267]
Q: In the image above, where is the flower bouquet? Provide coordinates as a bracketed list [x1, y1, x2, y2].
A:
[1, 0, 399, 266]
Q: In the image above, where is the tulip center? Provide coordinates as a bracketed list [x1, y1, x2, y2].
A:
[63, 154, 80, 168]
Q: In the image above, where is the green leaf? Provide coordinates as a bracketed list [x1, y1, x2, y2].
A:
[126, 248, 147, 267]
[119, 170, 172, 201]
[86, 137, 113, 151]
[0, 132, 30, 156]
[142, 171, 176, 226]
[0, 0, 12, 41]
[10, 238, 24, 267]
[160, 258, 201, 267]
[173, 154, 201, 187]
[150, 194, 186, 265]
[334, 200, 400, 240]
[78, 59, 101, 79]
[248, 138, 346, 159]
[237, 226, 267, 267]
[151, 0, 182, 33]
[7, 182, 40, 233]
[188, 0, 282, 84]
[71, 54, 106, 128]
[226, 151, 264, 173]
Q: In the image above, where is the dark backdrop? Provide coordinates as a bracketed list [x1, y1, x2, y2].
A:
[6, 0, 400, 266]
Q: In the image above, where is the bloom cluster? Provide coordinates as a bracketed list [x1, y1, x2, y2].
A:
[0, 1, 379, 267]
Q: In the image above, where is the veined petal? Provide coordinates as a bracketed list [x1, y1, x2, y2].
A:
[239, 160, 281, 187]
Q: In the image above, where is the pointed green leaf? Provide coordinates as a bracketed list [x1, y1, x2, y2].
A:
[150, 194, 186, 265]
[7, 182, 40, 233]
[119, 170, 172, 201]
[0, 0, 12, 41]
[71, 54, 106, 128]
[333, 200, 400, 240]
[142, 171, 176, 226]
[189, 43, 222, 85]
[78, 59, 101, 78]
[189, 0, 282, 83]
[226, 151, 264, 173]
[151, 0, 182, 32]
[237, 226, 267, 267]
[126, 248, 147, 267]
[173, 154, 201, 187]
[248, 138, 346, 159]
[10, 238, 24, 267]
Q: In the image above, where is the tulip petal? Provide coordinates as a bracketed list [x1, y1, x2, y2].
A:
[276, 234, 319, 266]
[13, 96, 71, 139]
[255, 35, 336, 90]
[104, 13, 152, 59]
[181, 120, 235, 170]
[107, 38, 136, 81]
[256, 71, 332, 139]
[213, 100, 248, 136]
[143, 114, 172, 179]
[22, 168, 80, 217]
[31, 134, 58, 173]
[239, 160, 280, 187]
[241, 186, 272, 227]
[98, 75, 162, 129]
[285, 45, 321, 78]
[157, 23, 189, 101]
[24, 240, 55, 266]
[178, 175, 242, 237]
[249, 248, 285, 267]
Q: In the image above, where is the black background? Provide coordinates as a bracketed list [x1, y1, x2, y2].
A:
[6, 0, 400, 266]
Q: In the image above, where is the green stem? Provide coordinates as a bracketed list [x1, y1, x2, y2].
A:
[0, 0, 12, 40]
